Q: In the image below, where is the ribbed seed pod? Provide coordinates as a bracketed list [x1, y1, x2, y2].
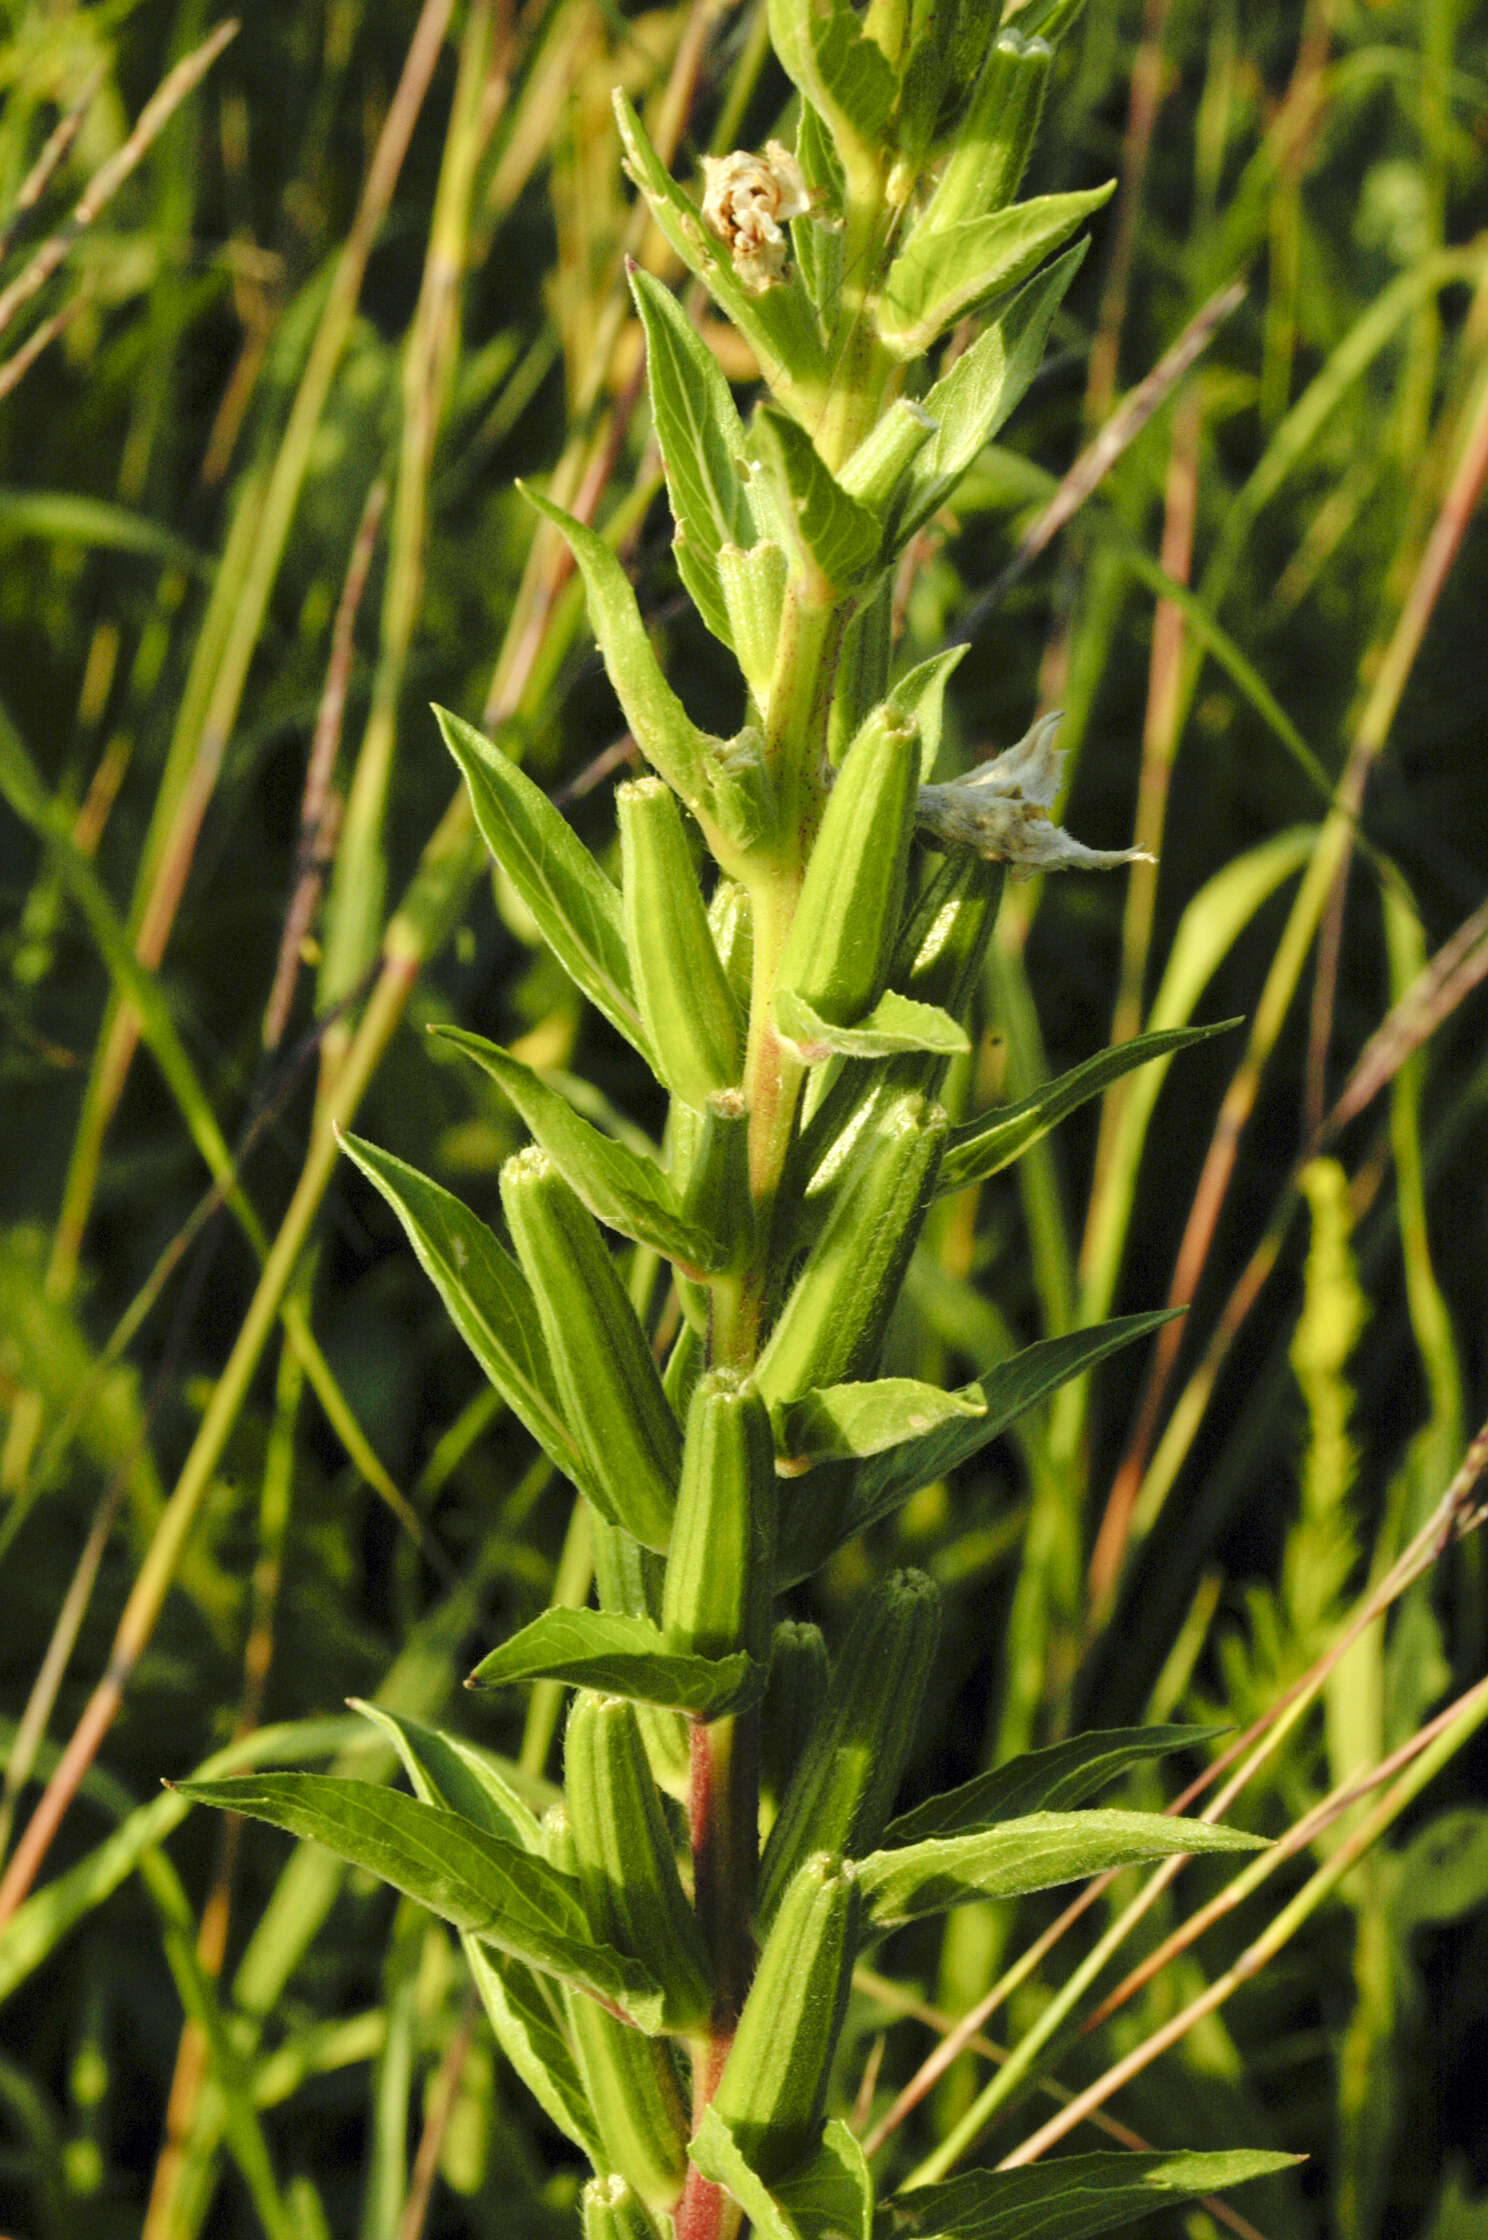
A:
[661, 1370, 775, 1679]
[589, 1521, 692, 1802]
[679, 1088, 753, 1274]
[922, 31, 1054, 233]
[757, 1570, 942, 1927]
[760, 1621, 830, 1822]
[565, 1693, 711, 2031]
[500, 1149, 680, 1551]
[619, 777, 744, 1109]
[755, 1093, 948, 1406]
[710, 1852, 860, 2180]
[581, 2173, 663, 2240]
[774, 701, 920, 1029]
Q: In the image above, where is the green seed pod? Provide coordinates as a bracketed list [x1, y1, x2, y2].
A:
[581, 2173, 663, 2240]
[500, 1149, 680, 1551]
[565, 1693, 712, 2031]
[718, 541, 788, 708]
[710, 1851, 861, 2180]
[756, 1092, 948, 1406]
[775, 702, 920, 1031]
[760, 1621, 830, 1823]
[679, 1088, 753, 1276]
[661, 1370, 775, 1681]
[922, 31, 1054, 234]
[566, 1990, 689, 2214]
[619, 777, 744, 1109]
[757, 1570, 942, 1927]
[591, 1519, 691, 1803]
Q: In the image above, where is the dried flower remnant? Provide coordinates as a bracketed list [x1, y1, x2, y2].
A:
[700, 140, 811, 293]
[916, 712, 1154, 879]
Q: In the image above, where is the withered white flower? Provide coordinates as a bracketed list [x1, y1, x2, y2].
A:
[700, 139, 811, 294]
[916, 712, 1154, 879]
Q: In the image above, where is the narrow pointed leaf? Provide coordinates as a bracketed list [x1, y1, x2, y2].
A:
[176, 1775, 666, 2028]
[886, 1725, 1228, 1844]
[338, 1131, 600, 1505]
[778, 1378, 986, 1467]
[879, 185, 1114, 358]
[887, 645, 968, 780]
[351, 1699, 544, 1852]
[469, 1609, 756, 1718]
[846, 1311, 1181, 1544]
[883, 2149, 1301, 2240]
[432, 1027, 725, 1271]
[902, 244, 1086, 537]
[517, 484, 715, 819]
[859, 1808, 1265, 1927]
[614, 93, 826, 408]
[753, 405, 881, 590]
[940, 1020, 1243, 1195]
[777, 987, 969, 1061]
[719, 540, 788, 703]
[691, 2109, 871, 2240]
[436, 707, 645, 1053]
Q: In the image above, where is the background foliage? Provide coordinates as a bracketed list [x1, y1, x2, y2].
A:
[1, 2, 1487, 2236]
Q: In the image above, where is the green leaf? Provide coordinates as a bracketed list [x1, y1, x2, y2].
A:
[844, 1310, 1182, 1544]
[468, 1609, 757, 1718]
[886, 1725, 1228, 1844]
[1392, 1808, 1488, 1933]
[884, 2149, 1302, 2239]
[516, 483, 717, 820]
[887, 644, 968, 779]
[719, 540, 789, 704]
[0, 488, 211, 573]
[337, 1131, 600, 1506]
[431, 1027, 726, 1271]
[629, 267, 754, 652]
[879, 184, 1114, 358]
[349, 1703, 600, 2159]
[435, 708, 646, 1054]
[777, 1378, 986, 1467]
[901, 245, 1086, 537]
[859, 1808, 1266, 1927]
[776, 987, 970, 1060]
[614, 93, 826, 410]
[767, 0, 896, 172]
[176, 1775, 666, 2029]
[692, 2109, 872, 2240]
[753, 405, 882, 590]
[939, 1020, 1243, 1195]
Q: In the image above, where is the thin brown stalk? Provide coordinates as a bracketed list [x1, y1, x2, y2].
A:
[1085, 0, 1173, 424]
[395, 1994, 480, 2240]
[0, 24, 239, 343]
[0, 292, 87, 401]
[0, 66, 104, 263]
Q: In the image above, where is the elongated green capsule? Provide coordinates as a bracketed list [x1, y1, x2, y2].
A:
[546, 1805, 690, 2213]
[500, 1149, 680, 1551]
[774, 702, 920, 1031]
[760, 1621, 829, 1824]
[590, 1518, 691, 1801]
[619, 777, 744, 1110]
[755, 1092, 948, 1405]
[581, 2174, 663, 2240]
[757, 1570, 942, 1928]
[679, 1088, 753, 1275]
[710, 1851, 860, 2180]
[922, 31, 1055, 234]
[565, 1693, 711, 2031]
[661, 1370, 775, 1681]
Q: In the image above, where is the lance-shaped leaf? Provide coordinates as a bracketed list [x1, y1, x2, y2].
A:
[629, 266, 753, 653]
[469, 1609, 756, 1719]
[776, 1377, 986, 1467]
[719, 540, 788, 705]
[767, 0, 895, 174]
[431, 1027, 726, 1272]
[614, 93, 826, 411]
[887, 644, 968, 779]
[859, 1808, 1266, 1928]
[691, 2110, 871, 2240]
[436, 708, 645, 1055]
[939, 1019, 1243, 1196]
[900, 244, 1086, 538]
[752, 404, 881, 591]
[886, 1725, 1228, 1845]
[351, 1703, 597, 2157]
[176, 1775, 667, 2029]
[882, 2150, 1301, 2240]
[834, 1310, 1181, 1553]
[338, 1131, 600, 1506]
[878, 184, 1114, 359]
[776, 988, 969, 1062]
[517, 483, 716, 820]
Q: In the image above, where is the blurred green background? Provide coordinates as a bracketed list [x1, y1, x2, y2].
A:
[2, 2, 1487, 2235]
